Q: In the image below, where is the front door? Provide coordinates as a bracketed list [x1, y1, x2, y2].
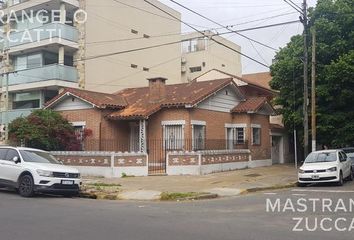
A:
[271, 136, 281, 164]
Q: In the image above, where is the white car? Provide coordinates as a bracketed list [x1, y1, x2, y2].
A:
[298, 150, 353, 186]
[0, 146, 81, 197]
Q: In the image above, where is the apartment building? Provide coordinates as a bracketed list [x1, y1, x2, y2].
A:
[181, 31, 242, 82]
[0, 0, 181, 127]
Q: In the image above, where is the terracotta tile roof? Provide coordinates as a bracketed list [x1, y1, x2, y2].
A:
[45, 88, 127, 109]
[232, 97, 268, 113]
[243, 72, 272, 90]
[270, 123, 284, 130]
[109, 78, 237, 119]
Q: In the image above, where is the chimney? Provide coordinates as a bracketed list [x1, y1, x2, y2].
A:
[148, 77, 167, 103]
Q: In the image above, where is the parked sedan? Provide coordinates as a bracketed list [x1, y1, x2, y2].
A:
[298, 150, 353, 186]
[342, 147, 354, 173]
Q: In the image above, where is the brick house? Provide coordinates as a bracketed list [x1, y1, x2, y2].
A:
[45, 77, 275, 174]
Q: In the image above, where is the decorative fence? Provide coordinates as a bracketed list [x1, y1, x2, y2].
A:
[39, 139, 272, 177]
[166, 149, 272, 176]
[51, 151, 148, 178]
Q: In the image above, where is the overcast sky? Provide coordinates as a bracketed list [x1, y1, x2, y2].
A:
[160, 0, 317, 74]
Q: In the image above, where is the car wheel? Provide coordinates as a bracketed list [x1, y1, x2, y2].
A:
[337, 172, 344, 186]
[18, 175, 35, 197]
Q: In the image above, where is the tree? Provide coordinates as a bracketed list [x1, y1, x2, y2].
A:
[9, 109, 82, 151]
[270, 0, 354, 150]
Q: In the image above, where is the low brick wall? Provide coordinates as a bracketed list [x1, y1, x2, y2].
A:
[201, 150, 250, 165]
[167, 149, 271, 175]
[52, 151, 148, 178]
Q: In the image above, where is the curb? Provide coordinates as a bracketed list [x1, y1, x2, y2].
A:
[78, 182, 297, 201]
[172, 193, 218, 201]
[244, 182, 297, 194]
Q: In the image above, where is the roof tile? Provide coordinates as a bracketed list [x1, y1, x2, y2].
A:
[45, 88, 127, 109]
[231, 97, 267, 113]
[109, 78, 235, 119]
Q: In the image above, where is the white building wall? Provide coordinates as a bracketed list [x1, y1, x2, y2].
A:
[181, 32, 242, 82]
[84, 0, 182, 93]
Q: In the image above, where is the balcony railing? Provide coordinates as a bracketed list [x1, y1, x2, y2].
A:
[9, 64, 78, 86]
[8, 23, 79, 48]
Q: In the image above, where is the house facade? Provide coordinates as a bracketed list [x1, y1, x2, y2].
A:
[46, 77, 275, 175]
[196, 69, 294, 164]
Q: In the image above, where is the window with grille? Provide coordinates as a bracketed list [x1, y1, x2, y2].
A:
[226, 125, 246, 149]
[193, 125, 205, 150]
[236, 128, 245, 144]
[130, 124, 140, 152]
[163, 125, 184, 150]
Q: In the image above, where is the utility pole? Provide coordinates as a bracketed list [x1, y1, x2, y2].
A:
[311, 28, 316, 152]
[4, 71, 9, 142]
[302, 0, 309, 158]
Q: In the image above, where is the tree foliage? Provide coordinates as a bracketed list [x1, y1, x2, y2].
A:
[9, 109, 82, 151]
[270, 0, 354, 148]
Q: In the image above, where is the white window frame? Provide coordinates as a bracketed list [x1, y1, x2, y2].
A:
[71, 121, 86, 150]
[251, 124, 261, 145]
[129, 122, 140, 152]
[162, 120, 185, 150]
[225, 124, 247, 149]
[191, 120, 206, 151]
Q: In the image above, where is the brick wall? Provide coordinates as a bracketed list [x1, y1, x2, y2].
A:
[53, 152, 147, 168]
[249, 114, 271, 160]
[58, 105, 272, 161]
[201, 151, 250, 165]
[52, 151, 148, 177]
[167, 152, 200, 166]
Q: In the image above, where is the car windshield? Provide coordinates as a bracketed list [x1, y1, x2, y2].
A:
[20, 150, 60, 164]
[304, 152, 337, 163]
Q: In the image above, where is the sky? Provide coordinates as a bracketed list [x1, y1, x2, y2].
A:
[159, 0, 317, 74]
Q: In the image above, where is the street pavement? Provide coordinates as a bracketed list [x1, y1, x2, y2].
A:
[83, 165, 298, 200]
[1, 180, 353, 240]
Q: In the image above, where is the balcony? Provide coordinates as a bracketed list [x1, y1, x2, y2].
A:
[0, 108, 37, 124]
[8, 23, 79, 48]
[9, 64, 78, 86]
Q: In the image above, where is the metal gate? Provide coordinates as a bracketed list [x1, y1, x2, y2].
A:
[147, 139, 167, 175]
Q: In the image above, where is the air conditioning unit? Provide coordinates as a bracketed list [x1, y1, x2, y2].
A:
[181, 57, 187, 64]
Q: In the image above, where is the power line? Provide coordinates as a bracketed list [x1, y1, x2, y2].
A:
[283, 0, 303, 15]
[228, 20, 300, 33]
[5, 19, 299, 69]
[167, 0, 277, 51]
[144, 0, 269, 68]
[231, 11, 298, 26]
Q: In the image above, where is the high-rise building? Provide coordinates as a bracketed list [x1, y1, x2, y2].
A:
[0, 0, 182, 126]
[181, 31, 242, 82]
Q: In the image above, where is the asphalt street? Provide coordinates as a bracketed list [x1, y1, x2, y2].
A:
[1, 181, 353, 240]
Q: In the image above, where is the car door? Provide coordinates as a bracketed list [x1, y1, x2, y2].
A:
[338, 152, 349, 178]
[1, 149, 23, 184]
[0, 148, 9, 183]
[341, 152, 351, 178]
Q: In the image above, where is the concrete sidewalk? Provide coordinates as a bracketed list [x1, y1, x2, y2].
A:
[81, 164, 298, 201]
